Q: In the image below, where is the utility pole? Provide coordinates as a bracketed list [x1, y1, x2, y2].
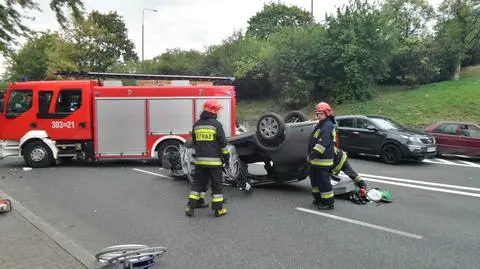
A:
[142, 8, 158, 62]
[311, 0, 313, 17]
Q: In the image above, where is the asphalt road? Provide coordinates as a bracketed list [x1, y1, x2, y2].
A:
[0, 155, 479, 269]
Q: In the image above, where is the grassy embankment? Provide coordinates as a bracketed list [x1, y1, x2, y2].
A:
[237, 65, 480, 129]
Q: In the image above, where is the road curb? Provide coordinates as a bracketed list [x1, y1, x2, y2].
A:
[0, 188, 96, 268]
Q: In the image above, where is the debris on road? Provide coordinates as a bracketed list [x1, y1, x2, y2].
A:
[0, 198, 12, 213]
[93, 244, 167, 269]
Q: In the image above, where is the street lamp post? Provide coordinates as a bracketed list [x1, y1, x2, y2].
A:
[311, 0, 313, 17]
[142, 8, 158, 62]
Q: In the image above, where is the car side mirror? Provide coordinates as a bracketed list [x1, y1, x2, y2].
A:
[367, 125, 377, 132]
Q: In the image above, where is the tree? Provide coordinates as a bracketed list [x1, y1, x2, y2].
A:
[152, 48, 206, 75]
[63, 10, 138, 72]
[0, 0, 84, 53]
[202, 31, 274, 98]
[436, 0, 480, 78]
[73, 10, 138, 71]
[321, 0, 396, 103]
[4, 32, 79, 81]
[246, 2, 313, 40]
[382, 0, 435, 39]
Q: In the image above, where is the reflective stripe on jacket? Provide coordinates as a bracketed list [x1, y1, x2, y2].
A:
[331, 148, 348, 175]
[192, 111, 229, 167]
[308, 118, 335, 167]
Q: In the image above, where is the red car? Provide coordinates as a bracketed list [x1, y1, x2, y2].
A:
[424, 121, 480, 158]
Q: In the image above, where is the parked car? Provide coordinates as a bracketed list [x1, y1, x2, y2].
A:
[335, 115, 437, 164]
[424, 121, 480, 158]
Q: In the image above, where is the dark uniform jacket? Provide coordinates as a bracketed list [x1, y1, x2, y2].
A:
[308, 117, 335, 167]
[192, 111, 230, 167]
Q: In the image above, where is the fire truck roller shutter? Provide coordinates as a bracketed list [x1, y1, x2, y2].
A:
[195, 98, 232, 137]
[20, 131, 58, 168]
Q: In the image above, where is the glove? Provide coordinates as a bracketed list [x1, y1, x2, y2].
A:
[358, 187, 367, 199]
[222, 154, 230, 167]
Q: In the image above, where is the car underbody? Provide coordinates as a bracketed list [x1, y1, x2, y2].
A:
[162, 111, 358, 195]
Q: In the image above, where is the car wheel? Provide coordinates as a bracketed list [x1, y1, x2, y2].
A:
[380, 144, 402, 164]
[284, 110, 308, 123]
[256, 112, 285, 146]
[23, 140, 54, 168]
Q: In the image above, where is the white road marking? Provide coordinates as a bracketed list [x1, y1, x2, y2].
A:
[359, 173, 480, 192]
[295, 207, 423, 240]
[362, 177, 480, 198]
[133, 168, 170, 178]
[433, 158, 456, 165]
[423, 158, 480, 168]
[458, 160, 480, 168]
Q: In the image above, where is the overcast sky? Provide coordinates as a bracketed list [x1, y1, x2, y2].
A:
[0, 0, 443, 76]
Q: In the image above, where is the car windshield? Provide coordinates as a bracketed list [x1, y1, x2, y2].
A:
[369, 117, 405, 130]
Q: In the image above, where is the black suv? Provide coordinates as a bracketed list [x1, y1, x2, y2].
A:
[335, 115, 437, 164]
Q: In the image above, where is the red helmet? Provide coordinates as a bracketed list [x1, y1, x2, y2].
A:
[203, 100, 224, 114]
[315, 102, 333, 116]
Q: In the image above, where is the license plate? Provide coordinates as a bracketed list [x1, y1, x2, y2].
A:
[427, 147, 436, 152]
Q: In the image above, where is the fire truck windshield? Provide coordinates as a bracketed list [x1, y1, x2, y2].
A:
[7, 90, 33, 114]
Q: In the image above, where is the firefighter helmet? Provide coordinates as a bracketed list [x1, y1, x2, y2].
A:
[315, 102, 333, 116]
[203, 100, 224, 114]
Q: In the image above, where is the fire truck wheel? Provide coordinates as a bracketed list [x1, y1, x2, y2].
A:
[23, 140, 54, 168]
[156, 140, 181, 165]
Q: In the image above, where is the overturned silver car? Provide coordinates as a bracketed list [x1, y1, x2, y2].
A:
[162, 111, 358, 195]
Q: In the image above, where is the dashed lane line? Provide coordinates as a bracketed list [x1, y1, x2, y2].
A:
[295, 207, 424, 240]
[362, 177, 480, 198]
[359, 173, 480, 192]
[132, 168, 170, 178]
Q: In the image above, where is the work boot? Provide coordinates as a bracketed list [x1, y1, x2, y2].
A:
[185, 206, 194, 217]
[316, 198, 334, 210]
[214, 208, 227, 217]
[316, 203, 334, 210]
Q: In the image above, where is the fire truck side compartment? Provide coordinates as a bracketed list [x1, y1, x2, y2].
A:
[95, 99, 147, 156]
[148, 99, 193, 134]
[194, 98, 232, 137]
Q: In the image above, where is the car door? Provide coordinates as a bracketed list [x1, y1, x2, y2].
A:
[432, 123, 461, 155]
[350, 118, 384, 154]
[336, 117, 355, 152]
[461, 124, 480, 157]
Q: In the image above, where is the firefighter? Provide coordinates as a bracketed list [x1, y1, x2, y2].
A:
[307, 102, 336, 210]
[185, 100, 229, 217]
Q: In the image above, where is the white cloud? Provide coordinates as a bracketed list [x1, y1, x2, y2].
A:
[0, 0, 443, 77]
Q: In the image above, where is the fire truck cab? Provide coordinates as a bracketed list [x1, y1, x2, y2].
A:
[0, 72, 237, 168]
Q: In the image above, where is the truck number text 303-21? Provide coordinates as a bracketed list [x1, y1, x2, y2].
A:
[51, 121, 75, 129]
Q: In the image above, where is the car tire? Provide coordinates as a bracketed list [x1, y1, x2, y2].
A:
[256, 112, 285, 147]
[23, 140, 54, 168]
[380, 144, 402, 165]
[284, 110, 308, 123]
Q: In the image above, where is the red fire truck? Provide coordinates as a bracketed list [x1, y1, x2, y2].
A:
[0, 72, 237, 168]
